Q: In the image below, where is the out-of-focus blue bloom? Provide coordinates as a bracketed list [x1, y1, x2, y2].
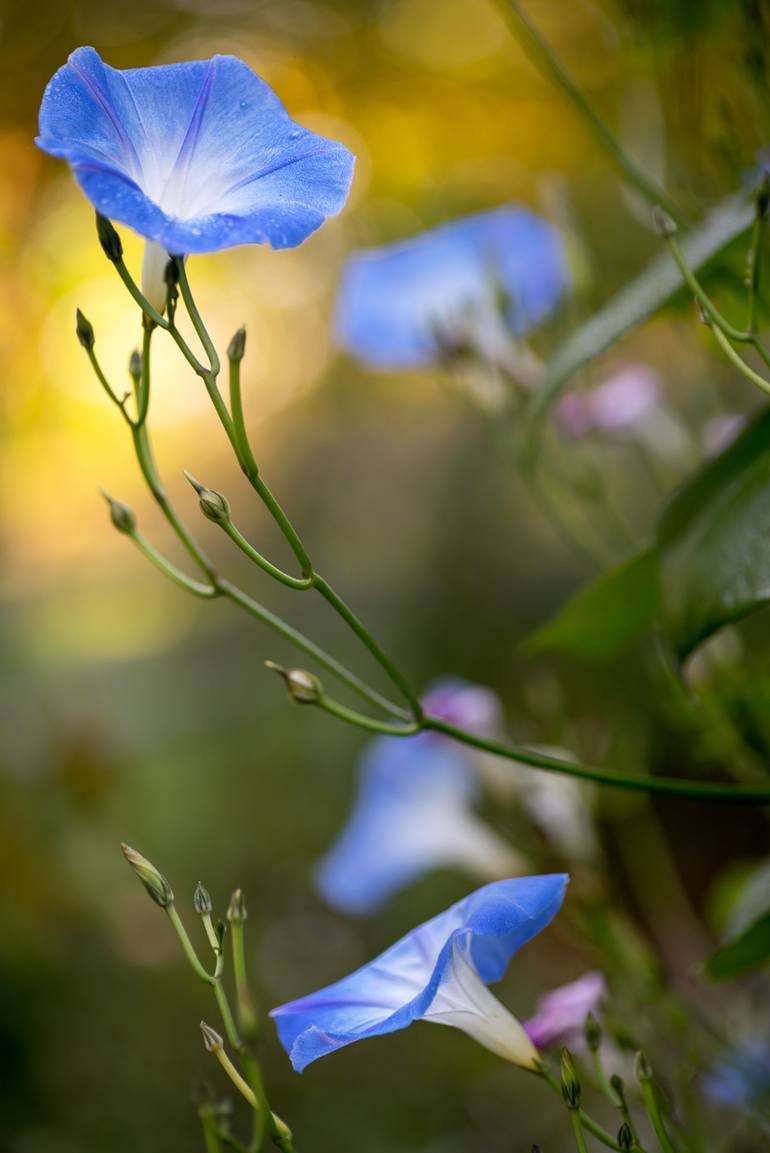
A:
[524, 971, 605, 1051]
[703, 1039, 770, 1129]
[271, 874, 568, 1072]
[334, 207, 567, 369]
[315, 679, 519, 915]
[36, 48, 354, 303]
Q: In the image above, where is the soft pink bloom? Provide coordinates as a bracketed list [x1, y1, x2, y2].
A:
[555, 365, 661, 439]
[524, 971, 606, 1050]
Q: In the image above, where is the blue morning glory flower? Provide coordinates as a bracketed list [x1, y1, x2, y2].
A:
[334, 206, 567, 369]
[36, 48, 354, 303]
[315, 679, 519, 915]
[270, 873, 568, 1072]
[703, 1039, 770, 1129]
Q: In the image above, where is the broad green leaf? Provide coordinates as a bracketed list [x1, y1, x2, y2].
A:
[658, 406, 770, 661]
[530, 191, 754, 418]
[705, 913, 770, 980]
[524, 549, 658, 661]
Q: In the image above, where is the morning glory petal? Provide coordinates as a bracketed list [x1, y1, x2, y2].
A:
[315, 733, 519, 914]
[334, 206, 567, 369]
[37, 48, 354, 255]
[270, 873, 568, 1072]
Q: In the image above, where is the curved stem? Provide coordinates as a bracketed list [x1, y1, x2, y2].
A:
[709, 325, 770, 398]
[131, 422, 217, 579]
[177, 259, 221, 378]
[502, 2, 680, 220]
[422, 716, 770, 804]
[570, 1111, 590, 1153]
[136, 321, 153, 426]
[312, 575, 422, 717]
[316, 692, 421, 735]
[538, 1070, 621, 1150]
[130, 531, 217, 598]
[220, 518, 313, 591]
[664, 235, 748, 341]
[84, 346, 134, 425]
[216, 579, 408, 718]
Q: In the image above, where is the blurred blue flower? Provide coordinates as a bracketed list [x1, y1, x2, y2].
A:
[271, 874, 568, 1072]
[37, 48, 354, 302]
[334, 206, 567, 369]
[704, 1038, 770, 1127]
[315, 679, 520, 915]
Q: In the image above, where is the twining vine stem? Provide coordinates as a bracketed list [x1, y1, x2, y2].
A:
[81, 216, 770, 806]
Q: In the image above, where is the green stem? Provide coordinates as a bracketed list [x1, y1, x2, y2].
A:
[220, 519, 313, 591]
[84, 347, 133, 424]
[229, 353, 260, 478]
[177, 259, 221, 378]
[214, 983, 241, 1052]
[244, 470, 314, 579]
[640, 1078, 677, 1153]
[130, 531, 218, 598]
[539, 1070, 621, 1150]
[664, 236, 749, 342]
[316, 692, 421, 736]
[747, 211, 766, 335]
[570, 1111, 590, 1153]
[136, 321, 153, 426]
[709, 325, 770, 398]
[216, 579, 407, 718]
[312, 575, 421, 716]
[166, 905, 215, 986]
[131, 421, 217, 579]
[501, 2, 680, 219]
[231, 919, 259, 1044]
[422, 716, 770, 804]
[199, 1108, 224, 1153]
[241, 1052, 297, 1153]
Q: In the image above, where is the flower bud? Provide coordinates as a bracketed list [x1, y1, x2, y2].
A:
[652, 206, 677, 239]
[635, 1050, 652, 1082]
[164, 257, 180, 287]
[757, 174, 770, 219]
[76, 309, 95, 350]
[200, 1021, 224, 1052]
[265, 661, 322, 705]
[183, 470, 231, 525]
[96, 213, 123, 262]
[227, 326, 247, 362]
[129, 349, 141, 383]
[101, 490, 136, 536]
[226, 888, 247, 924]
[585, 1011, 602, 1053]
[198, 488, 230, 525]
[609, 1074, 627, 1109]
[618, 1122, 634, 1151]
[194, 881, 213, 915]
[121, 843, 174, 908]
[560, 1048, 581, 1110]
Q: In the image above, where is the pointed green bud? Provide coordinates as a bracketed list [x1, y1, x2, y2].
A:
[227, 326, 247, 362]
[560, 1048, 581, 1110]
[609, 1073, 626, 1109]
[200, 1020, 224, 1052]
[265, 661, 322, 705]
[101, 490, 136, 536]
[652, 206, 677, 239]
[183, 470, 231, 525]
[121, 843, 174, 908]
[756, 173, 770, 219]
[193, 881, 213, 915]
[215, 920, 226, 950]
[635, 1050, 652, 1082]
[585, 1011, 602, 1053]
[129, 349, 141, 383]
[226, 889, 247, 924]
[96, 213, 123, 262]
[76, 309, 95, 350]
[198, 488, 230, 525]
[618, 1122, 634, 1151]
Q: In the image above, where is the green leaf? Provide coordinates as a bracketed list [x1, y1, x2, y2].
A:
[658, 406, 770, 661]
[705, 913, 770, 980]
[529, 191, 754, 418]
[524, 549, 658, 661]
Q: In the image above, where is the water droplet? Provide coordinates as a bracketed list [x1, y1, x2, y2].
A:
[288, 129, 301, 140]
